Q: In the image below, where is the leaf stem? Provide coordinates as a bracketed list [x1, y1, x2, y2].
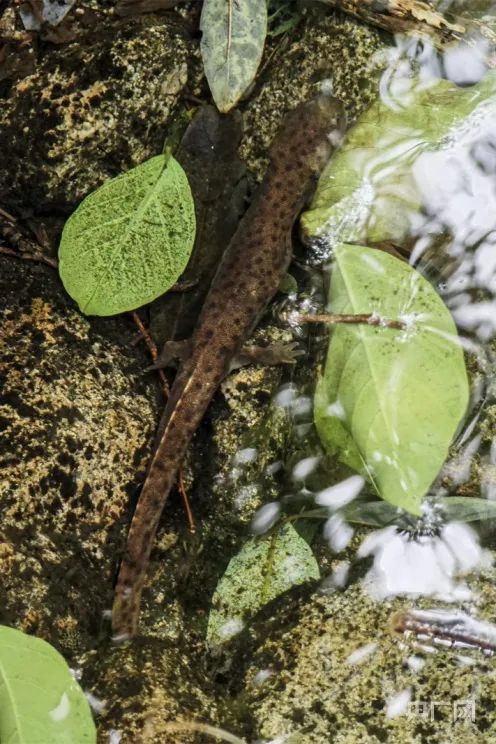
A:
[131, 312, 170, 398]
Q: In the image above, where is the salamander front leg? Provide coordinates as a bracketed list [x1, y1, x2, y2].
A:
[229, 341, 303, 371]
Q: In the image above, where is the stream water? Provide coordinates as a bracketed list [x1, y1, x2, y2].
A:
[225, 13, 496, 741]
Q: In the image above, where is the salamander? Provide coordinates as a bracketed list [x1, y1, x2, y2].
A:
[112, 92, 345, 639]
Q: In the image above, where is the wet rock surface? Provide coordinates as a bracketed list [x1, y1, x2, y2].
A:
[6, 5, 496, 744]
[0, 13, 200, 213]
[0, 257, 158, 653]
[240, 13, 383, 180]
[80, 639, 219, 744]
[238, 575, 496, 744]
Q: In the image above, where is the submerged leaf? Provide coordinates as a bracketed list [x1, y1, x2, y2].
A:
[59, 154, 195, 316]
[301, 71, 496, 247]
[200, 0, 267, 112]
[337, 496, 496, 529]
[314, 244, 469, 516]
[0, 625, 96, 743]
[441, 496, 496, 523]
[207, 524, 319, 647]
[150, 105, 247, 345]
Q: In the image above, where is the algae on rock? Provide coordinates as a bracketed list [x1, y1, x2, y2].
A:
[241, 578, 496, 743]
[240, 12, 385, 180]
[0, 258, 158, 652]
[0, 15, 200, 212]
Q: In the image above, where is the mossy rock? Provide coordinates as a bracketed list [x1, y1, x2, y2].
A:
[240, 579, 496, 742]
[0, 15, 200, 212]
[0, 257, 158, 653]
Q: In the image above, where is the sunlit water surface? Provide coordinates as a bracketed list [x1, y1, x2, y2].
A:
[227, 24, 496, 732]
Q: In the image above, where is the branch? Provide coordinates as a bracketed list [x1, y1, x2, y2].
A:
[285, 312, 405, 330]
[317, 0, 466, 44]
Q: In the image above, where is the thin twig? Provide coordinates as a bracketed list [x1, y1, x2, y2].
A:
[162, 721, 247, 744]
[0, 244, 58, 269]
[287, 312, 405, 330]
[0, 206, 16, 223]
[131, 312, 170, 398]
[178, 469, 195, 533]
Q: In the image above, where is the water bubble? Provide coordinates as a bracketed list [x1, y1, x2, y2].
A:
[292, 456, 321, 481]
[315, 475, 365, 509]
[251, 502, 281, 535]
[323, 514, 354, 553]
[234, 447, 258, 465]
[386, 687, 412, 719]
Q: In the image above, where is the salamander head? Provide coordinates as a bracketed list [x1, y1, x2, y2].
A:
[269, 92, 346, 176]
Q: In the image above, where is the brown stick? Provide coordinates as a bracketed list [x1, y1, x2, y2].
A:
[131, 312, 170, 398]
[317, 0, 465, 43]
[0, 244, 59, 269]
[0, 206, 17, 223]
[287, 312, 405, 330]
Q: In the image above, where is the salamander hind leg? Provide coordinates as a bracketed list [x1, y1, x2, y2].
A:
[147, 338, 193, 371]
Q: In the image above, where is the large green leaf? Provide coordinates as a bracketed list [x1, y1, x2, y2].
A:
[59, 154, 195, 316]
[314, 243, 469, 516]
[207, 524, 319, 647]
[200, 0, 267, 113]
[301, 71, 496, 246]
[0, 625, 96, 743]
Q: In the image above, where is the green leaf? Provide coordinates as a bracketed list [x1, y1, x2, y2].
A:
[441, 496, 496, 523]
[207, 524, 319, 647]
[342, 500, 400, 528]
[278, 272, 298, 295]
[301, 71, 496, 246]
[200, 0, 267, 113]
[0, 625, 96, 743]
[342, 497, 496, 527]
[314, 244, 469, 516]
[58, 154, 196, 316]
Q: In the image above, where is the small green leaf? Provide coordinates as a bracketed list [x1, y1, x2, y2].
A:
[314, 244, 469, 516]
[0, 625, 96, 744]
[342, 500, 400, 528]
[207, 524, 319, 647]
[278, 272, 298, 295]
[200, 0, 268, 113]
[58, 154, 196, 316]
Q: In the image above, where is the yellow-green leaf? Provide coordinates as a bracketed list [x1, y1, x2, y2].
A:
[0, 625, 96, 743]
[301, 71, 496, 247]
[207, 525, 319, 647]
[314, 244, 469, 516]
[58, 154, 195, 316]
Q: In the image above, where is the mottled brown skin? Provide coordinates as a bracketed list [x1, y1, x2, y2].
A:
[112, 94, 345, 639]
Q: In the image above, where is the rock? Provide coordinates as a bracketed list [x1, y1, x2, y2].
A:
[80, 639, 219, 744]
[240, 578, 496, 743]
[0, 256, 158, 653]
[0, 14, 200, 212]
[240, 12, 385, 180]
